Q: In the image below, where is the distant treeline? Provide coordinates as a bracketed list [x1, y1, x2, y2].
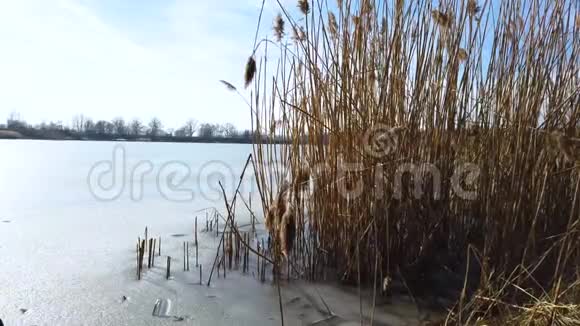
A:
[0, 114, 289, 144]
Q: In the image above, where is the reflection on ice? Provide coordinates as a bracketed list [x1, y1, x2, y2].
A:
[152, 298, 172, 318]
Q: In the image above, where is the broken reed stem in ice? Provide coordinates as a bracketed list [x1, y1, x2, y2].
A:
[137, 239, 145, 280]
[219, 196, 275, 265]
[140, 239, 145, 272]
[144, 227, 148, 253]
[244, 233, 249, 273]
[233, 230, 236, 269]
[148, 238, 153, 269]
[151, 239, 156, 267]
[208, 155, 275, 286]
[158, 237, 161, 256]
[166, 256, 171, 280]
[136, 240, 140, 280]
[220, 229, 227, 278]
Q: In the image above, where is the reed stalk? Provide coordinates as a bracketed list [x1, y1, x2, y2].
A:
[241, 0, 580, 323]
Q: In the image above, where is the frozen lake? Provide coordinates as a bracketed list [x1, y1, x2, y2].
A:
[0, 140, 425, 326]
[0, 140, 273, 325]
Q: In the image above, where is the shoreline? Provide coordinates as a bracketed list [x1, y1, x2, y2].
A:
[0, 134, 288, 145]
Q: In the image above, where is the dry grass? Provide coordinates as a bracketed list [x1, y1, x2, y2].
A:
[243, 0, 579, 324]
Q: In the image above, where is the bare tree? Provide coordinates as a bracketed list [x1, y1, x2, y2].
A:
[6, 112, 26, 129]
[95, 120, 113, 135]
[111, 117, 127, 136]
[72, 114, 86, 133]
[104, 121, 115, 134]
[148, 117, 163, 137]
[222, 123, 238, 137]
[129, 119, 144, 136]
[175, 119, 199, 137]
[7, 112, 20, 125]
[198, 123, 219, 137]
[184, 119, 198, 137]
[84, 118, 95, 134]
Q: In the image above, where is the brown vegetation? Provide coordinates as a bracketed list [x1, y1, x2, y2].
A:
[246, 0, 579, 324]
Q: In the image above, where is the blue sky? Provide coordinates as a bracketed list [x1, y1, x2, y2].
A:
[0, 0, 292, 130]
[1, 0, 572, 131]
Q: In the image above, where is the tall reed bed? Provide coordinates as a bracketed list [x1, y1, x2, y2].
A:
[242, 0, 579, 323]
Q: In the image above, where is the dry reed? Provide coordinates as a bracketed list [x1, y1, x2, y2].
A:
[242, 0, 579, 324]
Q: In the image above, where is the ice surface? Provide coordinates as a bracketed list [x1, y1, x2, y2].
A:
[0, 141, 432, 325]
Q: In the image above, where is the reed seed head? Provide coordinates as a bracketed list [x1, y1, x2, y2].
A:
[506, 17, 524, 42]
[279, 203, 296, 258]
[467, 0, 480, 17]
[431, 10, 452, 29]
[273, 13, 285, 42]
[265, 203, 277, 233]
[219, 80, 237, 91]
[361, 0, 373, 17]
[506, 22, 516, 42]
[244, 56, 256, 89]
[298, 0, 309, 15]
[293, 164, 311, 189]
[457, 48, 468, 61]
[292, 25, 306, 42]
[382, 276, 392, 292]
[265, 181, 297, 259]
[328, 12, 338, 38]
